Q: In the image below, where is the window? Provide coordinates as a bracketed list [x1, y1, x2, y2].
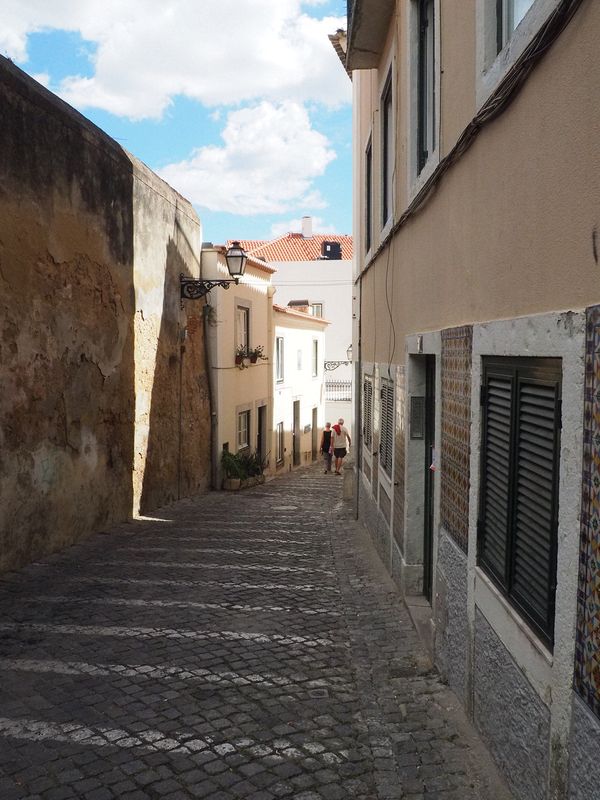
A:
[478, 357, 561, 647]
[365, 138, 373, 251]
[496, 0, 535, 52]
[276, 336, 284, 382]
[417, 0, 435, 174]
[363, 376, 374, 449]
[312, 340, 319, 377]
[380, 378, 394, 476]
[236, 305, 249, 354]
[276, 421, 284, 463]
[237, 409, 251, 451]
[381, 74, 393, 226]
[311, 303, 323, 317]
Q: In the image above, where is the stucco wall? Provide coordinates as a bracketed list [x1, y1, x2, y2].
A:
[355, 1, 600, 368]
[0, 57, 210, 572]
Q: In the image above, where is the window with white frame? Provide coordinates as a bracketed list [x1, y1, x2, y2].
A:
[380, 378, 395, 476]
[276, 421, 284, 463]
[381, 72, 393, 226]
[416, 0, 436, 175]
[363, 376, 374, 449]
[276, 336, 284, 382]
[496, 0, 535, 52]
[311, 303, 323, 317]
[236, 305, 249, 354]
[312, 340, 319, 377]
[237, 409, 250, 451]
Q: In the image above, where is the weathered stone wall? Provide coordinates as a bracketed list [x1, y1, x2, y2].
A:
[569, 695, 600, 800]
[130, 160, 210, 514]
[0, 57, 210, 573]
[474, 610, 550, 800]
[434, 530, 468, 704]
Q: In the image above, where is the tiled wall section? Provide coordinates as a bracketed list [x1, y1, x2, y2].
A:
[393, 367, 406, 551]
[574, 305, 600, 718]
[440, 326, 473, 553]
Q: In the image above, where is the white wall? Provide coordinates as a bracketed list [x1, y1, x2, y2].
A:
[272, 258, 353, 428]
[272, 313, 326, 472]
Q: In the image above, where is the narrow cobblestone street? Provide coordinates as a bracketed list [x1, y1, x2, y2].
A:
[0, 467, 512, 800]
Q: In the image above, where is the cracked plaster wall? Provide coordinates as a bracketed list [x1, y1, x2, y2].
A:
[0, 56, 210, 572]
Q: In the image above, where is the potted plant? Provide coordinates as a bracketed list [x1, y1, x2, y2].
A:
[248, 345, 267, 364]
[235, 344, 247, 366]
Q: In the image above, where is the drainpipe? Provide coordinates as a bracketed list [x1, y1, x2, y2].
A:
[203, 302, 219, 490]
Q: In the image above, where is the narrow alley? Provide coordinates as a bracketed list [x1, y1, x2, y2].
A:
[0, 468, 511, 800]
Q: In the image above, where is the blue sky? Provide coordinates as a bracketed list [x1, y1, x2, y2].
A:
[1, 0, 351, 245]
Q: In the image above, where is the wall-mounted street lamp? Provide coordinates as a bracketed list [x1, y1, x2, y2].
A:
[325, 344, 353, 372]
[180, 241, 248, 301]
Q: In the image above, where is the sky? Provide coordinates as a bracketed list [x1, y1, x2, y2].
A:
[0, 0, 352, 245]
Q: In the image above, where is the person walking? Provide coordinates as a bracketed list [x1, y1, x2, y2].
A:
[320, 422, 333, 473]
[331, 418, 351, 475]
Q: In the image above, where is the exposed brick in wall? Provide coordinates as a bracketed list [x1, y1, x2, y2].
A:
[440, 326, 473, 552]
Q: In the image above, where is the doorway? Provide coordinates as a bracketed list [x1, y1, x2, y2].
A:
[257, 405, 267, 467]
[423, 355, 436, 601]
[292, 400, 301, 466]
[311, 407, 318, 461]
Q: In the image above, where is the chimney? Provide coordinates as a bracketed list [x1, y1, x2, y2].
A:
[301, 216, 313, 239]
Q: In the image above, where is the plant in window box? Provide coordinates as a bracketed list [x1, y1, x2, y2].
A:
[235, 344, 248, 367]
[248, 345, 267, 364]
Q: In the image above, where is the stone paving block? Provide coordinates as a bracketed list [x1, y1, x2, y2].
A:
[0, 466, 513, 799]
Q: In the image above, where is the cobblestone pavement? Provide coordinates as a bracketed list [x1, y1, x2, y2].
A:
[0, 467, 513, 800]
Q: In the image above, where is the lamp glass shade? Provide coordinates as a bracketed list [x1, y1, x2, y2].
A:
[225, 241, 248, 279]
[346, 343, 353, 362]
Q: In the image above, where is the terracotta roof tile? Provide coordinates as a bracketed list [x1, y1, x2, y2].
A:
[230, 233, 353, 263]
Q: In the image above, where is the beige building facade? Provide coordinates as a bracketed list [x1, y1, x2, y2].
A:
[345, 2, 600, 799]
[199, 247, 276, 486]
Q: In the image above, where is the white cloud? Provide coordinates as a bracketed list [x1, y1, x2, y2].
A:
[1, 0, 350, 120]
[269, 216, 338, 237]
[159, 101, 335, 215]
[31, 72, 50, 87]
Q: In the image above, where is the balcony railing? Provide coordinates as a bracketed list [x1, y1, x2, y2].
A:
[325, 380, 352, 402]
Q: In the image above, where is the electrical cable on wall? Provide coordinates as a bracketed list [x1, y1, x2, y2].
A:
[357, 0, 586, 283]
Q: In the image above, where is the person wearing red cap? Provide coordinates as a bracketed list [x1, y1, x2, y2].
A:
[331, 417, 351, 475]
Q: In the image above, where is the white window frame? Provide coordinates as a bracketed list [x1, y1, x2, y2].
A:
[365, 136, 373, 255]
[236, 305, 250, 354]
[312, 340, 319, 377]
[237, 409, 251, 451]
[311, 303, 323, 318]
[381, 70, 394, 229]
[276, 336, 284, 382]
[276, 421, 284, 463]
[475, 0, 562, 109]
[407, 0, 441, 199]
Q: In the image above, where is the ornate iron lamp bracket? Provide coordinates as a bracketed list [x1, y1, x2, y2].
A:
[324, 360, 351, 371]
[180, 274, 239, 304]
